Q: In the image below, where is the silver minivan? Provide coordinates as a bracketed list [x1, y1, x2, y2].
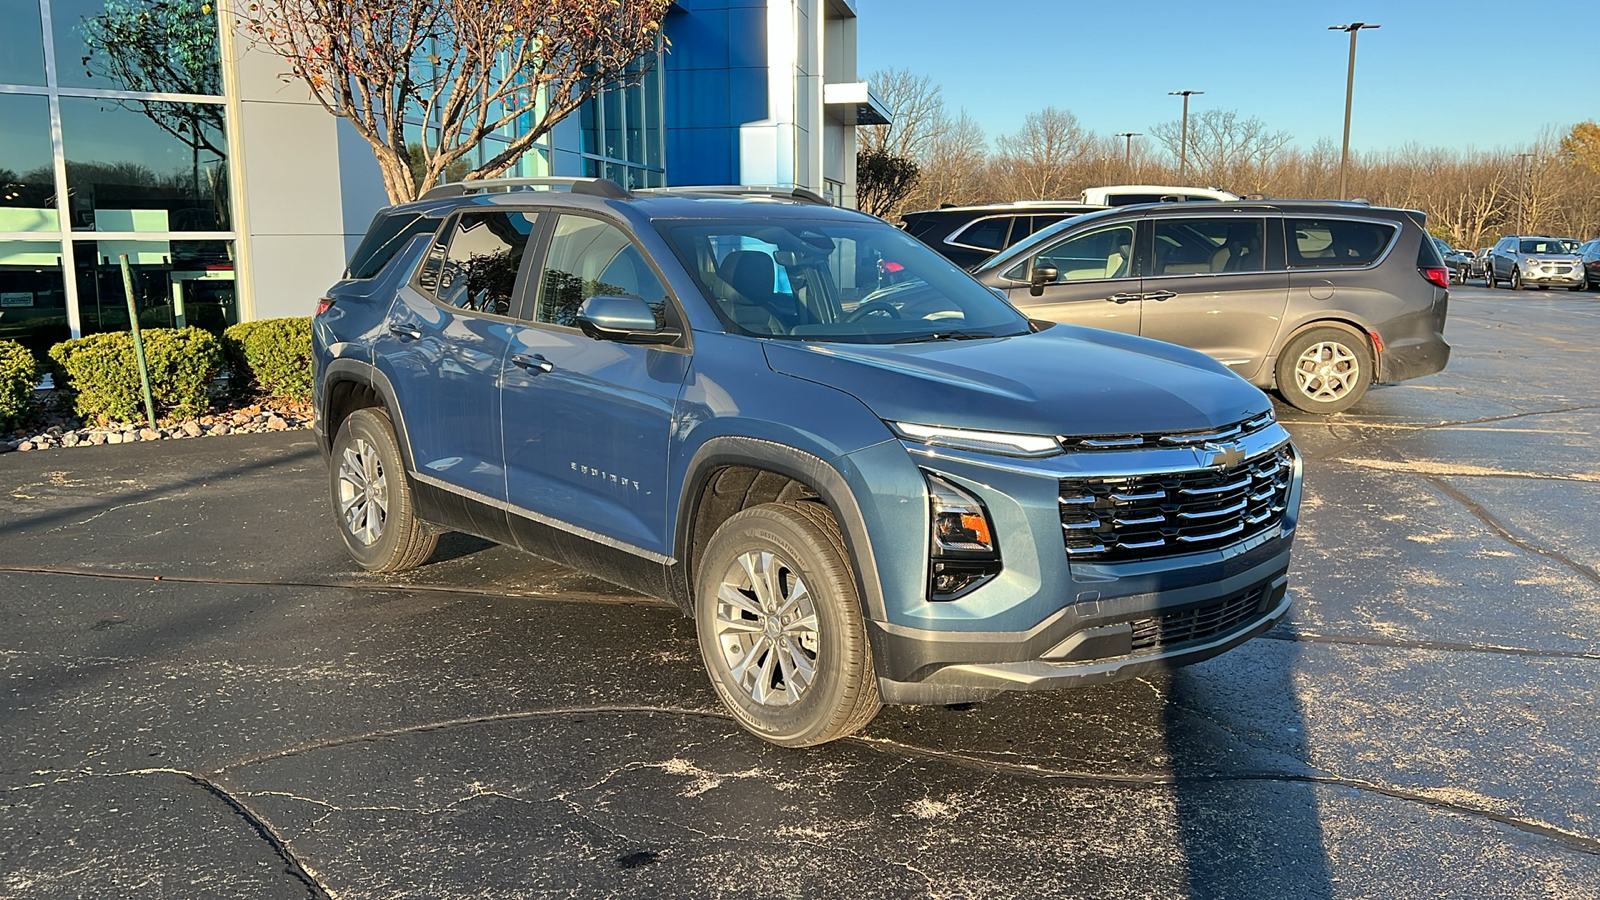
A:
[971, 201, 1452, 414]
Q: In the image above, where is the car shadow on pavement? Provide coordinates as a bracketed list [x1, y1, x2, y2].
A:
[1166, 634, 1333, 898]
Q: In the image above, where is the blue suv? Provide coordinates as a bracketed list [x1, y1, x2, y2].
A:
[312, 178, 1303, 746]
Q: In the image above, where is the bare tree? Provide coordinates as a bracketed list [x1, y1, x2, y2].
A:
[859, 68, 948, 161]
[901, 110, 988, 213]
[243, 0, 669, 204]
[992, 107, 1090, 200]
[1150, 109, 1291, 191]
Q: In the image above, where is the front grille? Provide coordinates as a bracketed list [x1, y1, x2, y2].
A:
[1058, 411, 1275, 452]
[1129, 586, 1268, 654]
[1059, 445, 1293, 561]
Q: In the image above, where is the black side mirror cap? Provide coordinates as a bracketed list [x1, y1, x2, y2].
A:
[1030, 265, 1058, 297]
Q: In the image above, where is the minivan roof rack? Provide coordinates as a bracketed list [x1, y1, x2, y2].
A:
[420, 176, 631, 201]
[638, 185, 832, 206]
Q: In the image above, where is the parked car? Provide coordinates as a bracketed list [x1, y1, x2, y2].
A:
[1578, 239, 1600, 290]
[900, 201, 1104, 269]
[1078, 185, 1241, 206]
[1437, 239, 1473, 284]
[1440, 246, 1472, 281]
[969, 200, 1452, 414]
[313, 177, 1303, 747]
[1472, 247, 1493, 279]
[1485, 235, 1585, 291]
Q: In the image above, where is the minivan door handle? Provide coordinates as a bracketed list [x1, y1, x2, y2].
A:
[1106, 292, 1141, 304]
[1142, 291, 1177, 302]
[388, 323, 424, 341]
[510, 353, 554, 374]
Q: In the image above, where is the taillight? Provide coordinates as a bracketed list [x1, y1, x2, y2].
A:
[1419, 267, 1449, 289]
[314, 297, 336, 316]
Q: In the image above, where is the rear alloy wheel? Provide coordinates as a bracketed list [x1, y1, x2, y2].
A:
[330, 408, 438, 572]
[695, 501, 881, 747]
[1276, 327, 1372, 414]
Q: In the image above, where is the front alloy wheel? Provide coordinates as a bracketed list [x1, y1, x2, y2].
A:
[695, 501, 881, 746]
[714, 550, 821, 707]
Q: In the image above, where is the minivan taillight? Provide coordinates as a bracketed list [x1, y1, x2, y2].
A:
[1419, 267, 1449, 289]
[314, 297, 336, 316]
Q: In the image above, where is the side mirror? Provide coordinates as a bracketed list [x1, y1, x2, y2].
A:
[575, 295, 680, 345]
[1029, 264, 1058, 297]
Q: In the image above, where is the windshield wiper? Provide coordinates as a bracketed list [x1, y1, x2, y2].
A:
[899, 330, 1000, 343]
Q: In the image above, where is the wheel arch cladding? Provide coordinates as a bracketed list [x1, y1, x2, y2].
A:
[671, 436, 894, 624]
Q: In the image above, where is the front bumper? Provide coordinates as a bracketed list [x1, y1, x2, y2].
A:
[874, 546, 1291, 705]
[1521, 268, 1584, 287]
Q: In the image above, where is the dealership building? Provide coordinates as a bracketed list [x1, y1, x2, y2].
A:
[0, 0, 887, 358]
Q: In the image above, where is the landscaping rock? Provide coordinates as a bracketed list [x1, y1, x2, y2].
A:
[183, 421, 203, 437]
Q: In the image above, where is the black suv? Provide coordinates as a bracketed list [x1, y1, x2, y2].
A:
[970, 201, 1453, 413]
[900, 202, 1105, 269]
[313, 178, 1302, 746]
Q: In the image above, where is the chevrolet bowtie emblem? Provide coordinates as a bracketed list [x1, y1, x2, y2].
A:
[1200, 442, 1246, 469]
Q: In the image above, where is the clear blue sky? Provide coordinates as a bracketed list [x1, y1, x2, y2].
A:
[859, 0, 1599, 156]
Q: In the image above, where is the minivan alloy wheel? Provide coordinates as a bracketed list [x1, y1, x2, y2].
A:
[1293, 340, 1360, 402]
[714, 549, 821, 707]
[338, 438, 388, 546]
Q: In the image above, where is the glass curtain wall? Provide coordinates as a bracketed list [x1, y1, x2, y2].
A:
[0, 0, 235, 360]
[579, 53, 666, 190]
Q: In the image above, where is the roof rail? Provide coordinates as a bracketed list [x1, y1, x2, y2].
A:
[419, 176, 631, 201]
[639, 185, 833, 207]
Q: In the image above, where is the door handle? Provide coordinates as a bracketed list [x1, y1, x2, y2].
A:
[388, 323, 423, 341]
[1106, 293, 1141, 304]
[511, 353, 554, 374]
[1143, 291, 1177, 302]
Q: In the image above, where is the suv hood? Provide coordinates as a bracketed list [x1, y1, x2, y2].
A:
[763, 326, 1269, 437]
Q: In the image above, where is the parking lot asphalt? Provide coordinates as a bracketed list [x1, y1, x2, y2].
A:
[3, 285, 1599, 899]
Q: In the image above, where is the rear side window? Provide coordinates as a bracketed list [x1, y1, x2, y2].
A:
[346, 213, 439, 280]
[1286, 218, 1396, 268]
[1417, 234, 1446, 268]
[424, 210, 537, 316]
[948, 217, 1010, 251]
[1152, 217, 1266, 275]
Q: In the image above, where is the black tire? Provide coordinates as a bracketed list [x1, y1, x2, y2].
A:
[1511, 267, 1525, 291]
[1569, 284, 1584, 292]
[1275, 327, 1372, 414]
[1484, 269, 1496, 288]
[695, 501, 881, 747]
[329, 407, 438, 572]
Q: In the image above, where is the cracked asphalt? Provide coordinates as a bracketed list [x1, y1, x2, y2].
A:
[3, 285, 1599, 899]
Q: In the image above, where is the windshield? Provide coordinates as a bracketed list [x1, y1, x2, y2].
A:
[1520, 239, 1574, 255]
[660, 218, 1031, 343]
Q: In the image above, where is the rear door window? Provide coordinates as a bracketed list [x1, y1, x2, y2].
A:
[422, 210, 537, 315]
[1285, 218, 1396, 268]
[1151, 218, 1266, 275]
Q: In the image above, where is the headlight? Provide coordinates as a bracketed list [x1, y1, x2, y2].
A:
[891, 421, 1061, 458]
[924, 472, 1001, 600]
[1525, 257, 1540, 267]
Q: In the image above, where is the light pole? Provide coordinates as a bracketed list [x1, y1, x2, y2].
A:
[1115, 132, 1141, 174]
[1330, 22, 1380, 200]
[1168, 91, 1202, 181]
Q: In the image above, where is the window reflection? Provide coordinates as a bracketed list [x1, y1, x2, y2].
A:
[59, 97, 229, 231]
[0, 241, 70, 358]
[0, 0, 48, 85]
[51, 0, 222, 94]
[0, 94, 59, 232]
[74, 239, 235, 335]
